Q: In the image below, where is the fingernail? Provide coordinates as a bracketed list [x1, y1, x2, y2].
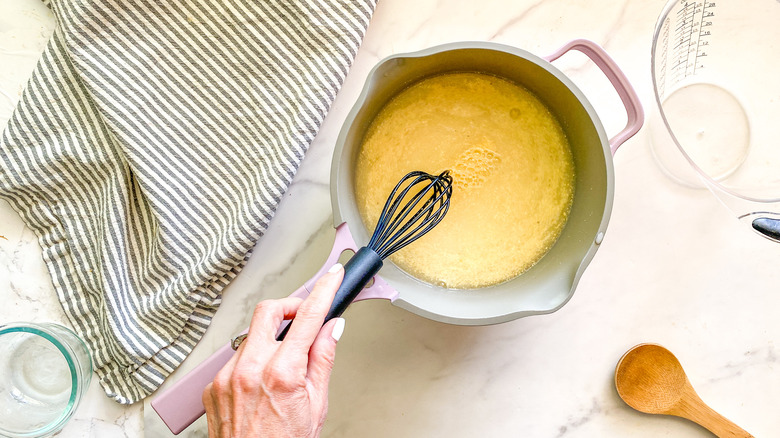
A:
[328, 263, 343, 274]
[331, 318, 346, 342]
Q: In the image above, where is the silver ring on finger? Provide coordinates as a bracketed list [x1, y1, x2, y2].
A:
[231, 333, 248, 351]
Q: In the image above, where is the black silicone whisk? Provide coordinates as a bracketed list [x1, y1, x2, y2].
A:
[277, 170, 453, 340]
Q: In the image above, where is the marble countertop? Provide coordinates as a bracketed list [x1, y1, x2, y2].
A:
[3, 0, 780, 437]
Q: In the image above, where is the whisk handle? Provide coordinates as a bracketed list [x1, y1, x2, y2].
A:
[328, 246, 384, 319]
[277, 246, 383, 340]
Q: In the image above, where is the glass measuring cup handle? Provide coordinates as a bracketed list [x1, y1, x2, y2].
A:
[544, 39, 644, 155]
[752, 217, 780, 242]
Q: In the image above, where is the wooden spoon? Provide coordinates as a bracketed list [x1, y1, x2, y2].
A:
[614, 344, 753, 438]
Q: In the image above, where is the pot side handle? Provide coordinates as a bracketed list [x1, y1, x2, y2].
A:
[305, 222, 400, 302]
[544, 39, 644, 155]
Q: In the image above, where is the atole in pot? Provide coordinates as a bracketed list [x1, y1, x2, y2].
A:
[151, 39, 643, 434]
[332, 39, 643, 325]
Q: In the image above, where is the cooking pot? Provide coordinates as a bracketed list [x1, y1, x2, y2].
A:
[152, 39, 643, 434]
[332, 39, 643, 324]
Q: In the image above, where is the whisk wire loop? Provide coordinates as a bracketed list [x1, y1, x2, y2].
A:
[370, 173, 432, 249]
[369, 170, 453, 259]
[375, 182, 448, 256]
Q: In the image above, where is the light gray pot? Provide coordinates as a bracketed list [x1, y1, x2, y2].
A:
[328, 40, 644, 325]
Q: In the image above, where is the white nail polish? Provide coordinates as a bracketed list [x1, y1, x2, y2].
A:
[328, 263, 343, 273]
[331, 318, 345, 341]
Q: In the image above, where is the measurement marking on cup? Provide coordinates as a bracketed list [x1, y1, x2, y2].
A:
[667, 1, 716, 84]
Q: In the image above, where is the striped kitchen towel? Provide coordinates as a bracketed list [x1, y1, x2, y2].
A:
[0, 0, 375, 404]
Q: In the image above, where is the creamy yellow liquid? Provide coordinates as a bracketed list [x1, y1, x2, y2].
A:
[355, 72, 575, 289]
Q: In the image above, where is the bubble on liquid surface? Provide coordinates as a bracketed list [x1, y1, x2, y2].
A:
[448, 146, 502, 190]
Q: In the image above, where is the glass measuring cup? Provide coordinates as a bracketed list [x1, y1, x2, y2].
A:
[650, 0, 780, 242]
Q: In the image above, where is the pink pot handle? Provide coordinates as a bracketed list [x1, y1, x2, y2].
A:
[150, 327, 246, 434]
[304, 222, 399, 302]
[151, 222, 397, 434]
[544, 39, 644, 155]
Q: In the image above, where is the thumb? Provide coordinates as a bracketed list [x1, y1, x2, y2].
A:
[306, 317, 345, 391]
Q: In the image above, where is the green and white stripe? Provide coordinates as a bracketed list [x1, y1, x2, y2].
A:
[0, 0, 374, 404]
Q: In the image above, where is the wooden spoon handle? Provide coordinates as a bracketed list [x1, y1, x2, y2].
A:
[696, 407, 753, 438]
[675, 394, 753, 438]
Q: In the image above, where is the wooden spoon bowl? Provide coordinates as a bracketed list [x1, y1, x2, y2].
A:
[615, 344, 753, 438]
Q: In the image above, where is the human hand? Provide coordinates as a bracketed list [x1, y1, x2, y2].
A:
[202, 264, 346, 438]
